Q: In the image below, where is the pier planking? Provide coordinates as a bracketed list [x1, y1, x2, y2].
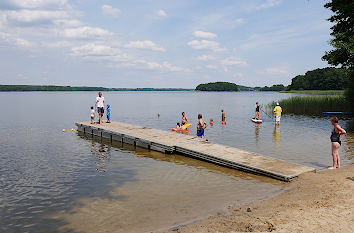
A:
[76, 121, 315, 181]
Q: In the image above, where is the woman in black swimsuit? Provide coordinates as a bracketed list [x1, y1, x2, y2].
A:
[329, 117, 346, 169]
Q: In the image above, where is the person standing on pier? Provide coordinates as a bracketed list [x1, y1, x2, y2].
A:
[182, 112, 188, 125]
[95, 92, 105, 124]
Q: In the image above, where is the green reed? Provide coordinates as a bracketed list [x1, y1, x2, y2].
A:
[279, 90, 344, 95]
[267, 95, 350, 115]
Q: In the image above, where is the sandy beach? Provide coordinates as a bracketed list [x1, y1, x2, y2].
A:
[166, 164, 354, 233]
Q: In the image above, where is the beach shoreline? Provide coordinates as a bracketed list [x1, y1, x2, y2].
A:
[165, 164, 354, 233]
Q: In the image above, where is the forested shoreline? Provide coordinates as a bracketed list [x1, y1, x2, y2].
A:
[0, 85, 192, 92]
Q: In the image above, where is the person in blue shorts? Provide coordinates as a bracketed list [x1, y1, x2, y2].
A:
[197, 114, 207, 138]
[106, 104, 111, 123]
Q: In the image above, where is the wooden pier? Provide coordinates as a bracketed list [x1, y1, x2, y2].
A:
[76, 121, 315, 181]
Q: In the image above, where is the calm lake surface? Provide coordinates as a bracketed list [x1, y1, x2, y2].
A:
[1, 91, 353, 233]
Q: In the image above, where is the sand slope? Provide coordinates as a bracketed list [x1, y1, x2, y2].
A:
[168, 164, 354, 233]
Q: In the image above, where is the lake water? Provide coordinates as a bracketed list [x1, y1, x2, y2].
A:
[0, 91, 353, 233]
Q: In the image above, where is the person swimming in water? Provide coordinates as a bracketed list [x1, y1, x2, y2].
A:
[329, 117, 346, 169]
[197, 114, 207, 138]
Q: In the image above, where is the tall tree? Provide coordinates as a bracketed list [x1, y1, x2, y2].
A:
[322, 0, 354, 110]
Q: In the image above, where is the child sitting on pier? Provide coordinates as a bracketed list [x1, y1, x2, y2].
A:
[106, 104, 111, 123]
[90, 106, 95, 124]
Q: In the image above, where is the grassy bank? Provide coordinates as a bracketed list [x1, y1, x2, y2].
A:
[280, 90, 344, 95]
[268, 95, 350, 115]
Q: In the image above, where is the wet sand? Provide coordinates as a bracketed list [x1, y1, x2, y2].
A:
[166, 164, 354, 233]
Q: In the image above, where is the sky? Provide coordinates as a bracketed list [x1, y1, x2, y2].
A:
[0, 0, 334, 88]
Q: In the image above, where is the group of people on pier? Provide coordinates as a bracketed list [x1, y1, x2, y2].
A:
[90, 92, 346, 169]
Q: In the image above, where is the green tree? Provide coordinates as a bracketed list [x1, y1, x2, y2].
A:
[322, 0, 354, 110]
[289, 67, 347, 90]
[259, 84, 285, 91]
[195, 82, 239, 91]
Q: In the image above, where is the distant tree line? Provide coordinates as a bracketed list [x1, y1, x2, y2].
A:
[0, 85, 192, 92]
[195, 82, 239, 92]
[288, 67, 347, 90]
[259, 84, 285, 91]
[259, 67, 348, 91]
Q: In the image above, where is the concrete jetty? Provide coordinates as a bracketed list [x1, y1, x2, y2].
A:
[76, 121, 315, 181]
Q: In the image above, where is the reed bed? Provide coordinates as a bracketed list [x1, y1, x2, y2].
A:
[279, 90, 344, 95]
[268, 95, 350, 115]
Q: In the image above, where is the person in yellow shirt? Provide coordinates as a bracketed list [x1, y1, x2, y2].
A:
[273, 102, 282, 126]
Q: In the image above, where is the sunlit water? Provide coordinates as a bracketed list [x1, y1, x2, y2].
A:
[0, 91, 352, 233]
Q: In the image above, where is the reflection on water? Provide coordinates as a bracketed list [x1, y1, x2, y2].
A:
[273, 125, 281, 148]
[91, 140, 111, 173]
[254, 123, 260, 144]
[342, 120, 354, 161]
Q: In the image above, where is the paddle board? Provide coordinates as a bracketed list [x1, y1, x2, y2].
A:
[251, 118, 263, 123]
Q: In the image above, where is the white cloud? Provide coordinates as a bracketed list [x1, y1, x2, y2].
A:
[4, 9, 68, 24]
[162, 61, 190, 72]
[101, 5, 121, 18]
[61, 26, 112, 38]
[71, 43, 119, 56]
[193, 30, 217, 39]
[262, 67, 288, 75]
[53, 19, 82, 27]
[0, 0, 68, 10]
[233, 18, 244, 25]
[41, 40, 72, 48]
[187, 40, 225, 52]
[155, 9, 167, 17]
[257, 0, 282, 10]
[143, 60, 190, 72]
[15, 37, 34, 47]
[233, 73, 244, 78]
[70, 42, 190, 73]
[240, 28, 303, 50]
[124, 40, 165, 52]
[206, 65, 217, 69]
[196, 55, 215, 61]
[0, 31, 35, 48]
[70, 43, 132, 64]
[221, 57, 247, 66]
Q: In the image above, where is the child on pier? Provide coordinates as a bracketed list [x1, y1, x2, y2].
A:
[176, 122, 181, 131]
[90, 106, 95, 124]
[106, 104, 111, 123]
